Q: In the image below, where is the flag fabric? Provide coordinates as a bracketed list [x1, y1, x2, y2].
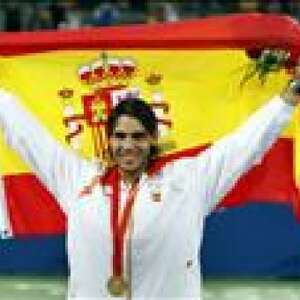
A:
[0, 13, 300, 275]
[0, 169, 12, 238]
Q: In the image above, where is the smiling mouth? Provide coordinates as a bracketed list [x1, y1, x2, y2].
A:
[118, 155, 137, 164]
[121, 154, 136, 159]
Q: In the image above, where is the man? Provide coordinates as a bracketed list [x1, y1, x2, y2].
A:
[0, 77, 299, 299]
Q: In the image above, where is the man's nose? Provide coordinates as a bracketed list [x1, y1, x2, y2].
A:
[121, 136, 136, 149]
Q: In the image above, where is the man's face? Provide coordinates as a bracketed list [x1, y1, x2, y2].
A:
[109, 115, 155, 177]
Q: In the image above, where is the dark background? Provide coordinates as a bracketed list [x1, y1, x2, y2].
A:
[0, 1, 299, 32]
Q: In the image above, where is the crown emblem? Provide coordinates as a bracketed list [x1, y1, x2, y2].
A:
[58, 52, 174, 163]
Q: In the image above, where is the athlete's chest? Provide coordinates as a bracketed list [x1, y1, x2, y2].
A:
[69, 174, 191, 240]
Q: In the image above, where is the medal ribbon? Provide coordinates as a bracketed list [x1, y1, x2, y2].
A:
[110, 169, 139, 278]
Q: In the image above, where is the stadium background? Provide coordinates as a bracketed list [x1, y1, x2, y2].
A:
[1, 1, 300, 300]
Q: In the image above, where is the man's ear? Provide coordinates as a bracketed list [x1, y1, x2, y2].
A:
[150, 135, 158, 146]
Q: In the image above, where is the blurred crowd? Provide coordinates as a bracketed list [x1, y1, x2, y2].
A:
[0, 0, 299, 32]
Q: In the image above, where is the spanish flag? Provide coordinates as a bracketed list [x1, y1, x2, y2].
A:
[0, 13, 299, 241]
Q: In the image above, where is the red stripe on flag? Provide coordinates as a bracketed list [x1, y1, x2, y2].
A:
[0, 14, 299, 55]
[2, 137, 298, 236]
[218, 138, 297, 208]
[3, 174, 66, 236]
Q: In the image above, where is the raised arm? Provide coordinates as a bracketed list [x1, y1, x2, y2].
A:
[165, 78, 299, 217]
[199, 93, 296, 215]
[197, 73, 300, 215]
[0, 89, 94, 213]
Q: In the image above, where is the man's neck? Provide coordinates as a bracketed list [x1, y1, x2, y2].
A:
[119, 169, 143, 187]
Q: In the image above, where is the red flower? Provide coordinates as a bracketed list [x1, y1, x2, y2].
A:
[246, 48, 262, 60]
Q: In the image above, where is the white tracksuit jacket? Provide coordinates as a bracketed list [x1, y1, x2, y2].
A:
[0, 90, 295, 299]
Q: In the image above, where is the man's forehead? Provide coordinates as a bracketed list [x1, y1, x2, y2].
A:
[114, 115, 147, 131]
[113, 124, 148, 135]
[113, 128, 147, 133]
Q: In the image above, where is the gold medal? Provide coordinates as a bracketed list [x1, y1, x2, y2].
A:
[107, 275, 128, 297]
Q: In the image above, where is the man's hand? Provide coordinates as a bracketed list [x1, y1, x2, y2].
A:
[281, 65, 300, 106]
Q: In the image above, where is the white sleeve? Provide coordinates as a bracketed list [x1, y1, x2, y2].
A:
[167, 95, 295, 216]
[199, 95, 295, 215]
[0, 89, 91, 213]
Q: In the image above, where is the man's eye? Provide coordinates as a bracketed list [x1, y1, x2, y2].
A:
[132, 132, 147, 140]
[114, 132, 126, 139]
[113, 131, 148, 140]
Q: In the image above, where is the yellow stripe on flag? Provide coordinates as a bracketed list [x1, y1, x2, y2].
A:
[0, 50, 293, 174]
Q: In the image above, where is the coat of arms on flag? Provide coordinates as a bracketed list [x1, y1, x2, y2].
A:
[58, 52, 173, 162]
